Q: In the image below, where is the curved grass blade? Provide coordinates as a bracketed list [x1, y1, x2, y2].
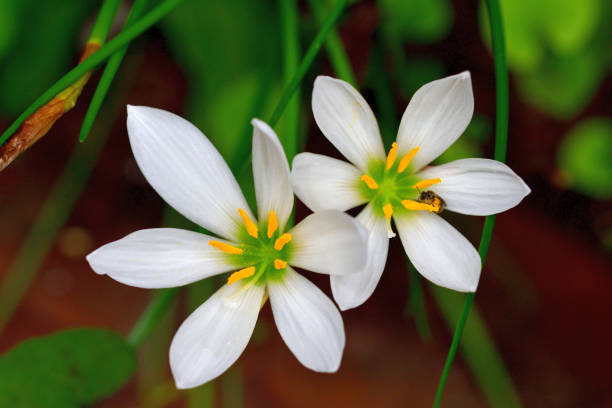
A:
[79, 0, 151, 143]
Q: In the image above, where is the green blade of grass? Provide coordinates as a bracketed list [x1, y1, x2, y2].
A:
[432, 0, 511, 406]
[79, 0, 151, 143]
[0, 0, 185, 147]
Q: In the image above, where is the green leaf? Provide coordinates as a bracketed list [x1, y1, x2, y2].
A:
[0, 328, 136, 408]
[557, 117, 612, 199]
[379, 0, 453, 44]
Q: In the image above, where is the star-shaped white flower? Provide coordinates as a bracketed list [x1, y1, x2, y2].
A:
[86, 106, 368, 388]
[291, 72, 531, 310]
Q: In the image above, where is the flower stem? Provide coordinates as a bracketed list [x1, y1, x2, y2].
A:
[79, 0, 151, 143]
[89, 0, 122, 45]
[127, 288, 180, 348]
[0, 0, 185, 148]
[268, 0, 349, 127]
[432, 0, 509, 406]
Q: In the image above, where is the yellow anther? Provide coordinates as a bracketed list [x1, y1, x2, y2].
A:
[274, 259, 288, 269]
[386, 142, 398, 170]
[227, 266, 256, 285]
[209, 240, 243, 255]
[267, 210, 278, 238]
[402, 200, 437, 212]
[413, 178, 442, 190]
[382, 203, 394, 220]
[398, 146, 420, 173]
[360, 174, 379, 190]
[238, 208, 258, 238]
[274, 233, 292, 250]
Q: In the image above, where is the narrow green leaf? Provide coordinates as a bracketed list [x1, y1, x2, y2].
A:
[431, 287, 521, 407]
[0, 328, 136, 408]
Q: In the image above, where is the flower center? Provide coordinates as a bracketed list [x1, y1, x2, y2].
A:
[358, 143, 445, 237]
[208, 209, 292, 286]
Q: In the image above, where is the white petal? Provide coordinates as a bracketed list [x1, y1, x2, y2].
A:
[127, 106, 252, 241]
[395, 212, 481, 292]
[416, 158, 531, 216]
[331, 204, 389, 310]
[251, 119, 294, 229]
[86, 228, 234, 289]
[169, 282, 264, 389]
[312, 76, 385, 171]
[291, 153, 365, 212]
[396, 72, 474, 171]
[289, 210, 368, 276]
[268, 267, 344, 372]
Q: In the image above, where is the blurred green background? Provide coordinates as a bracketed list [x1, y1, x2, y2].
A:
[0, 0, 611, 406]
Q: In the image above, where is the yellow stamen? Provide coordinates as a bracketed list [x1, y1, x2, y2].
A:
[238, 208, 258, 238]
[398, 146, 420, 173]
[382, 203, 394, 220]
[227, 266, 256, 285]
[274, 233, 292, 250]
[382, 204, 396, 238]
[274, 259, 288, 269]
[209, 240, 243, 255]
[402, 199, 437, 212]
[385, 142, 398, 170]
[413, 178, 442, 190]
[360, 174, 379, 190]
[267, 210, 278, 238]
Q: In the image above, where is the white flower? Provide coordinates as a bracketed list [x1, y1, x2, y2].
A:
[86, 106, 368, 389]
[291, 72, 531, 310]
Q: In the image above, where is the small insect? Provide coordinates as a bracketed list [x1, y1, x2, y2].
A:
[418, 190, 446, 213]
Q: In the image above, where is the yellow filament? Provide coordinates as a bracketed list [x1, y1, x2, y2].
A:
[227, 266, 256, 285]
[238, 208, 258, 238]
[208, 240, 243, 255]
[413, 178, 442, 190]
[382, 203, 394, 220]
[402, 200, 437, 212]
[267, 210, 278, 238]
[274, 233, 292, 250]
[398, 146, 420, 173]
[274, 259, 288, 269]
[386, 142, 398, 170]
[360, 174, 379, 189]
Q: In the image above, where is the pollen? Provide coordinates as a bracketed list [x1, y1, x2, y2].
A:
[398, 146, 420, 173]
[238, 208, 258, 238]
[267, 210, 278, 238]
[413, 178, 442, 190]
[274, 233, 292, 250]
[382, 203, 394, 220]
[386, 142, 398, 170]
[402, 199, 437, 212]
[274, 259, 288, 269]
[209, 240, 243, 255]
[227, 266, 256, 285]
[360, 174, 379, 189]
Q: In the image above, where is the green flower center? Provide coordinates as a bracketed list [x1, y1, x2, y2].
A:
[209, 209, 292, 287]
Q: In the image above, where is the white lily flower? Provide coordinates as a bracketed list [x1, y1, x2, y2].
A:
[86, 106, 368, 389]
[291, 72, 531, 310]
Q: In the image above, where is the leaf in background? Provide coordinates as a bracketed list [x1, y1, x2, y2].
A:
[161, 0, 281, 162]
[378, 0, 453, 44]
[0, 0, 19, 59]
[479, 0, 610, 119]
[0, 328, 136, 408]
[516, 51, 604, 119]
[557, 117, 612, 199]
[0, 0, 95, 116]
[435, 114, 490, 164]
